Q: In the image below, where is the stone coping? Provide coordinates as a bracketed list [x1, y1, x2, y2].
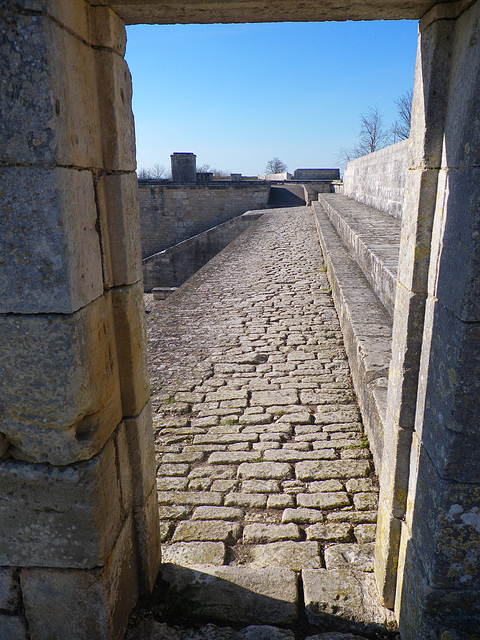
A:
[142, 210, 264, 264]
[315, 194, 401, 317]
[313, 200, 393, 474]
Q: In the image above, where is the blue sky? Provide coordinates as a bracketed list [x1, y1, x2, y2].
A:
[125, 20, 418, 176]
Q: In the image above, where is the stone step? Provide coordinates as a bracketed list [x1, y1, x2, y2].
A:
[161, 564, 298, 625]
[314, 194, 401, 317]
[312, 204, 392, 473]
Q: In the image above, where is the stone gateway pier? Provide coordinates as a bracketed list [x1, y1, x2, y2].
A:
[1, 1, 480, 639]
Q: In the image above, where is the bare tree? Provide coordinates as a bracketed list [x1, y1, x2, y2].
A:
[337, 106, 389, 166]
[197, 163, 230, 179]
[337, 146, 360, 166]
[151, 163, 169, 179]
[137, 167, 151, 179]
[265, 157, 287, 173]
[137, 163, 170, 179]
[357, 106, 389, 155]
[391, 89, 413, 141]
[212, 168, 230, 179]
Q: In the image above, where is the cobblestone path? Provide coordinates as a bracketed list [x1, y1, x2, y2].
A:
[131, 208, 394, 640]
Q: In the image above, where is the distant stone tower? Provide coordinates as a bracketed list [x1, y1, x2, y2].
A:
[171, 152, 196, 183]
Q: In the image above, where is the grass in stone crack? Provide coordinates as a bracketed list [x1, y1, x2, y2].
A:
[345, 436, 370, 450]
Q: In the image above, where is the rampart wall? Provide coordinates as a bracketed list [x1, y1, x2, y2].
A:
[343, 140, 408, 219]
[139, 181, 270, 258]
[143, 211, 263, 290]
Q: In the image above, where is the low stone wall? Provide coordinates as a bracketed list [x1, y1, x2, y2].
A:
[343, 140, 408, 219]
[139, 181, 270, 258]
[257, 172, 293, 181]
[143, 210, 264, 291]
[293, 168, 340, 180]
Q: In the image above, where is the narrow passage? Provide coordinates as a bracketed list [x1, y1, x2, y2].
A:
[129, 207, 396, 639]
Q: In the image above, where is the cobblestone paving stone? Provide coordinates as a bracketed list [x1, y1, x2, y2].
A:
[130, 208, 396, 640]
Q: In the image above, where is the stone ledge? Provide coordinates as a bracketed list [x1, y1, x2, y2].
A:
[313, 204, 392, 473]
[143, 210, 264, 291]
[315, 195, 401, 317]
[161, 564, 298, 625]
[303, 567, 396, 634]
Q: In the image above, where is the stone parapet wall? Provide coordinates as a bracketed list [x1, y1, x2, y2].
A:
[257, 172, 293, 181]
[139, 181, 270, 258]
[343, 140, 408, 219]
[0, 2, 160, 638]
[143, 211, 263, 290]
[294, 169, 340, 180]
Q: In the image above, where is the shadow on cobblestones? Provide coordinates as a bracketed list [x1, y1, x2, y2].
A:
[128, 208, 398, 640]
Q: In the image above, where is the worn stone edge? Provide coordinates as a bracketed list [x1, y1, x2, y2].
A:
[313, 203, 392, 475]
[316, 195, 399, 317]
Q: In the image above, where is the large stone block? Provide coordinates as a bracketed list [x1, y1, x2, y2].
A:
[0, 293, 122, 465]
[0, 568, 21, 611]
[84, 0, 455, 23]
[441, 0, 480, 169]
[395, 525, 480, 640]
[118, 404, 160, 592]
[13, 0, 90, 42]
[0, 434, 122, 568]
[133, 484, 162, 592]
[0, 167, 103, 314]
[0, 615, 28, 640]
[387, 284, 425, 428]
[111, 283, 150, 416]
[303, 568, 396, 633]
[409, 17, 454, 170]
[429, 168, 480, 322]
[377, 416, 413, 517]
[414, 300, 480, 483]
[0, 10, 102, 167]
[374, 505, 402, 609]
[96, 172, 143, 289]
[113, 421, 134, 519]
[95, 50, 136, 171]
[162, 564, 298, 625]
[89, 4, 127, 54]
[403, 433, 480, 590]
[21, 514, 139, 640]
[398, 168, 439, 294]
[123, 402, 156, 505]
[374, 408, 413, 606]
[12, 1, 126, 54]
[114, 409, 160, 592]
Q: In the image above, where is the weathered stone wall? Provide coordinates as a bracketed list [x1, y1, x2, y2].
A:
[139, 181, 270, 258]
[3, 0, 480, 638]
[0, 2, 160, 638]
[106, 0, 454, 24]
[143, 211, 263, 290]
[257, 171, 293, 180]
[343, 140, 408, 219]
[294, 169, 340, 180]
[375, 3, 480, 638]
[171, 152, 196, 183]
